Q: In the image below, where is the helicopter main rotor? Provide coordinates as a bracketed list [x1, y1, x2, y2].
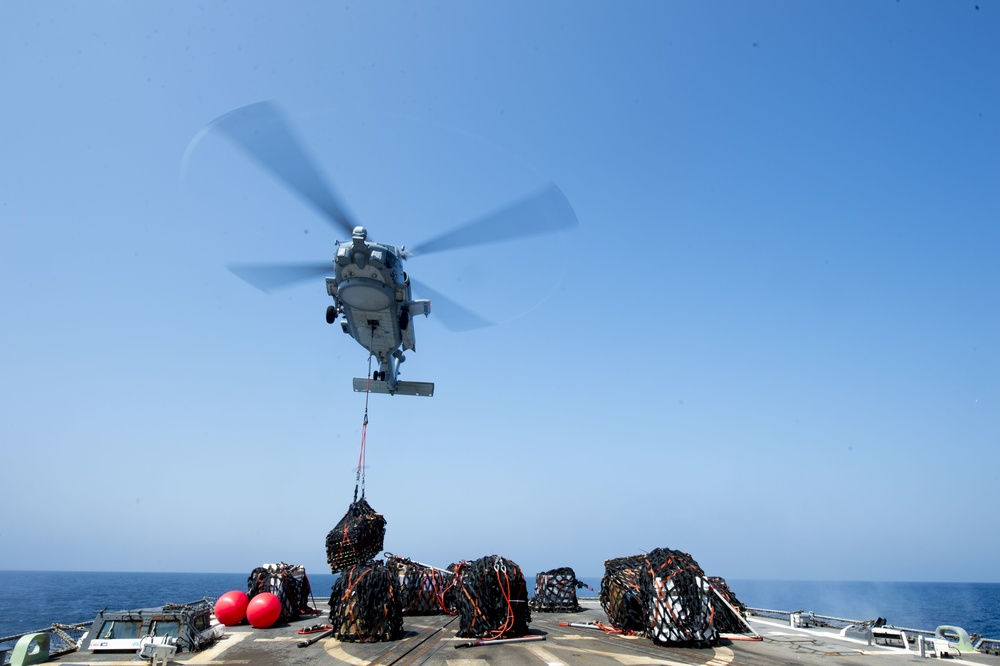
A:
[209, 101, 578, 330]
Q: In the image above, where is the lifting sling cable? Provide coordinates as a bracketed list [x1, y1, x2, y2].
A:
[354, 328, 376, 503]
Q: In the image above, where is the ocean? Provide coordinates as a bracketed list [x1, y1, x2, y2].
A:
[1, 571, 998, 643]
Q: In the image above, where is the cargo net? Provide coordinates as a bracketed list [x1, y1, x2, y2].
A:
[530, 567, 586, 613]
[706, 576, 752, 635]
[328, 559, 404, 643]
[325, 497, 386, 573]
[247, 563, 316, 622]
[444, 555, 531, 639]
[387, 554, 452, 615]
[599, 560, 646, 635]
[601, 548, 717, 646]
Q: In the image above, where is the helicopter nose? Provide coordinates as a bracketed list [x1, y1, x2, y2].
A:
[338, 278, 393, 311]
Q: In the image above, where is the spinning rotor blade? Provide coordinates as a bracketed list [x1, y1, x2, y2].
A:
[209, 101, 357, 236]
[406, 183, 578, 257]
[227, 261, 334, 293]
[410, 278, 492, 332]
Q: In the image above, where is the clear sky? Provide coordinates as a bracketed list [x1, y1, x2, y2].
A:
[2, 2, 997, 583]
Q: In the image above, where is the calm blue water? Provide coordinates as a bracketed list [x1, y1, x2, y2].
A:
[2, 572, 998, 642]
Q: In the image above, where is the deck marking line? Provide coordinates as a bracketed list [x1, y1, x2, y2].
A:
[324, 641, 370, 665]
[525, 643, 566, 665]
[444, 659, 489, 666]
[545, 643, 734, 666]
[707, 646, 735, 666]
[554, 634, 601, 640]
[548, 644, 689, 666]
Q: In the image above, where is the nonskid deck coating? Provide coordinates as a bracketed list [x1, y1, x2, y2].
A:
[48, 599, 1000, 665]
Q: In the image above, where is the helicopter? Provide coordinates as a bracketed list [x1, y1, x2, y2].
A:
[207, 101, 578, 396]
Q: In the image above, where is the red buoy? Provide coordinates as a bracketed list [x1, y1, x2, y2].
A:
[246, 592, 282, 628]
[215, 590, 249, 626]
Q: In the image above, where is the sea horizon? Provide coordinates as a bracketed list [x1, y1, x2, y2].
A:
[2, 571, 998, 642]
[3, 568, 998, 585]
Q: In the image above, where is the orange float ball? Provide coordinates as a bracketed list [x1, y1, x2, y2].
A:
[214, 590, 249, 626]
[246, 592, 282, 628]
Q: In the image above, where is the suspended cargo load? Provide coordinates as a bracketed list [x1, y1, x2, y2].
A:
[387, 554, 451, 615]
[444, 555, 530, 639]
[530, 567, 587, 613]
[601, 548, 717, 646]
[325, 497, 386, 573]
[246, 563, 316, 623]
[328, 560, 403, 643]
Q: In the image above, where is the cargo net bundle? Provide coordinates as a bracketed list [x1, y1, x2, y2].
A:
[325, 497, 386, 573]
[328, 559, 404, 643]
[387, 554, 452, 615]
[444, 555, 531, 639]
[601, 548, 717, 646]
[247, 563, 316, 622]
[599, 560, 645, 635]
[706, 576, 751, 635]
[530, 567, 587, 613]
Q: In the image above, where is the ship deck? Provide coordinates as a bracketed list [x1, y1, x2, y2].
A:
[45, 598, 1000, 666]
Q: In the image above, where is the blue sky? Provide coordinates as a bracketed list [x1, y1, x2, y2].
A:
[1, 2, 997, 583]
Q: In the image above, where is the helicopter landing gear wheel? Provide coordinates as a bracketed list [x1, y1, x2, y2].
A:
[399, 308, 410, 331]
[325, 306, 337, 324]
[373, 370, 386, 381]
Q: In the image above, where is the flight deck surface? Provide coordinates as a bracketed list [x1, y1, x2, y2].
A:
[45, 598, 1000, 666]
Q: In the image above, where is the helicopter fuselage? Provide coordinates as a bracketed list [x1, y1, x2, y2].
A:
[211, 101, 576, 399]
[325, 226, 430, 391]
